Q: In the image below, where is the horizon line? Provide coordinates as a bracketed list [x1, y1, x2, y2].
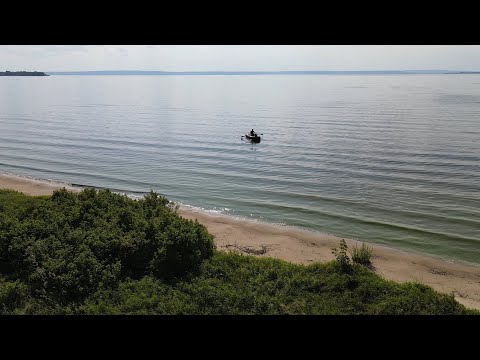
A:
[44, 69, 480, 75]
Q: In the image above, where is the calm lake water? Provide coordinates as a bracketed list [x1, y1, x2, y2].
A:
[0, 75, 479, 264]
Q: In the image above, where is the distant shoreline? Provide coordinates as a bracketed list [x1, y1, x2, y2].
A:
[0, 71, 48, 76]
[1, 172, 480, 310]
[46, 70, 480, 76]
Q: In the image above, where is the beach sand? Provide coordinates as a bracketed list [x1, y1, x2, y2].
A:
[2, 173, 480, 310]
[0, 174, 79, 196]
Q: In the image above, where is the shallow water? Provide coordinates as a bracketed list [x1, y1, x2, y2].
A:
[0, 74, 479, 264]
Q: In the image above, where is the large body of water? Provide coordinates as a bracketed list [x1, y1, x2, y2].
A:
[0, 75, 479, 265]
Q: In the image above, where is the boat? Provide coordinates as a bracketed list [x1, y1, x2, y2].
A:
[245, 133, 261, 143]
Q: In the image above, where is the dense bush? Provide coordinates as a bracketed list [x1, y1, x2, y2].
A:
[0, 188, 215, 305]
[0, 189, 477, 315]
[0, 277, 29, 314]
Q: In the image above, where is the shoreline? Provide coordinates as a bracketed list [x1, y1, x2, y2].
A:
[1, 172, 480, 310]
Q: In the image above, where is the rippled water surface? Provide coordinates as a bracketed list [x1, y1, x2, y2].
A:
[1, 75, 479, 264]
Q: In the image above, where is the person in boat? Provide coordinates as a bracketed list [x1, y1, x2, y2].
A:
[250, 129, 256, 137]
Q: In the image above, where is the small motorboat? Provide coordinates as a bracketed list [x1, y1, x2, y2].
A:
[244, 133, 261, 143]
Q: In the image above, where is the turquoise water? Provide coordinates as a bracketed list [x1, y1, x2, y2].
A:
[0, 75, 479, 264]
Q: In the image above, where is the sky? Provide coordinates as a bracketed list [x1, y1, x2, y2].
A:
[1, 45, 480, 72]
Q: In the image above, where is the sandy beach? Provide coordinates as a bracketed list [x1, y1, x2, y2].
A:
[1, 173, 480, 310]
[0, 174, 80, 196]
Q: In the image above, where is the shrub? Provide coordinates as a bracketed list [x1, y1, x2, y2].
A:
[0, 188, 215, 304]
[352, 242, 373, 266]
[0, 279, 29, 314]
[150, 219, 215, 278]
[332, 239, 351, 272]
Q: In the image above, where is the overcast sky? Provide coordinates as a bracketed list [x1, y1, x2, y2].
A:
[2, 45, 480, 72]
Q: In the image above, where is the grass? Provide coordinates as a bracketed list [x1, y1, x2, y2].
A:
[78, 253, 477, 315]
[352, 242, 373, 266]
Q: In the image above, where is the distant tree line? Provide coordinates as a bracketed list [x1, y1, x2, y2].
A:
[0, 71, 48, 76]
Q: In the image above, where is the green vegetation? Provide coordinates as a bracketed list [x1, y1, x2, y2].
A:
[352, 242, 373, 267]
[332, 239, 352, 272]
[0, 189, 477, 315]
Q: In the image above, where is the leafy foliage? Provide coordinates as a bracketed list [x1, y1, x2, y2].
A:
[78, 253, 476, 315]
[0, 189, 477, 315]
[0, 188, 215, 305]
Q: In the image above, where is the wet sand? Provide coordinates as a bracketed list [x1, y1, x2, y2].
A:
[2, 173, 480, 310]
